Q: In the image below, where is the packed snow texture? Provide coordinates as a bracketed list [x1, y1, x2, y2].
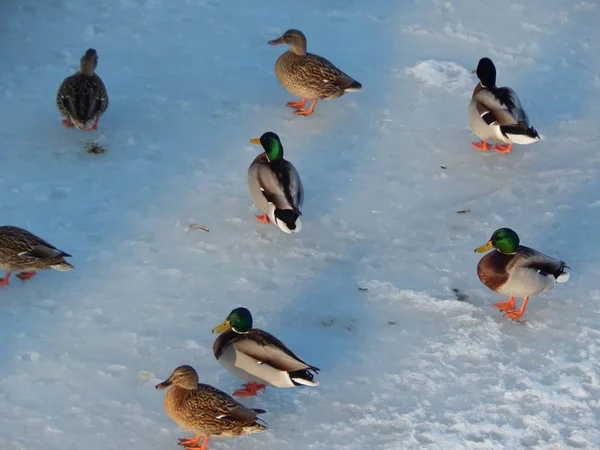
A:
[0, 0, 599, 449]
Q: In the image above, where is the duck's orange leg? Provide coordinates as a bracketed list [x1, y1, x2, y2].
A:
[16, 271, 36, 281]
[494, 296, 516, 312]
[472, 140, 492, 151]
[0, 272, 12, 286]
[62, 119, 76, 128]
[286, 98, 307, 109]
[255, 213, 271, 224]
[183, 436, 210, 450]
[233, 382, 266, 397]
[494, 143, 512, 153]
[294, 99, 317, 116]
[504, 297, 529, 320]
[178, 436, 202, 447]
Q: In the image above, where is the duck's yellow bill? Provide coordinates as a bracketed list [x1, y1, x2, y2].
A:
[474, 241, 494, 253]
[212, 320, 232, 334]
[249, 138, 261, 145]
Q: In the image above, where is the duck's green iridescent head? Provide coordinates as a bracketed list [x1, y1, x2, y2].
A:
[250, 131, 283, 162]
[475, 228, 520, 255]
[212, 307, 253, 334]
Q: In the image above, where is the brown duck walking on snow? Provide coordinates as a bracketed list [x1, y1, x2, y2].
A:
[268, 29, 361, 116]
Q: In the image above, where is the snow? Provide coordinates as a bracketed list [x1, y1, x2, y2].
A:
[0, 0, 599, 449]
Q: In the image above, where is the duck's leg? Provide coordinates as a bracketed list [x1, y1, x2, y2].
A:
[62, 119, 76, 128]
[294, 99, 317, 116]
[255, 213, 271, 224]
[0, 272, 12, 286]
[472, 140, 493, 151]
[184, 436, 210, 450]
[504, 297, 529, 320]
[494, 143, 512, 153]
[494, 296, 515, 312]
[178, 436, 202, 447]
[233, 382, 266, 397]
[286, 98, 307, 109]
[16, 272, 37, 281]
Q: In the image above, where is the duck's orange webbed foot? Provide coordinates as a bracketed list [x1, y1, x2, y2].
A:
[255, 213, 271, 224]
[233, 382, 266, 397]
[504, 297, 529, 321]
[183, 436, 210, 450]
[16, 272, 37, 281]
[472, 140, 492, 151]
[62, 119, 76, 128]
[294, 99, 317, 116]
[494, 297, 515, 312]
[0, 272, 12, 286]
[494, 143, 512, 153]
[178, 435, 202, 447]
[286, 99, 307, 109]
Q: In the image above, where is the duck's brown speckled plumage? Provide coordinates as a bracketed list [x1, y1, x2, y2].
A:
[0, 226, 73, 272]
[56, 49, 109, 130]
[156, 366, 267, 440]
[270, 29, 361, 101]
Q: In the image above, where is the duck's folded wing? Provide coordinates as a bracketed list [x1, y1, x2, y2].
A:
[518, 246, 569, 279]
[197, 384, 265, 422]
[257, 164, 301, 212]
[233, 331, 318, 372]
[473, 90, 518, 126]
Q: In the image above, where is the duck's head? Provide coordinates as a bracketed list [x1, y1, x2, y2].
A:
[156, 365, 199, 390]
[80, 48, 99, 76]
[473, 57, 496, 89]
[250, 131, 283, 162]
[212, 307, 253, 335]
[475, 228, 519, 255]
[268, 29, 307, 56]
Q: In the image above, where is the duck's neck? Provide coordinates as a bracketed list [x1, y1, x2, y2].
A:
[289, 42, 307, 56]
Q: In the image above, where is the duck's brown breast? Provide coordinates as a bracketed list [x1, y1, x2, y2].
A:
[477, 251, 512, 292]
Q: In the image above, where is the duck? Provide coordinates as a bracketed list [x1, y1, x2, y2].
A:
[56, 48, 109, 131]
[212, 307, 320, 397]
[156, 365, 267, 450]
[248, 132, 304, 234]
[468, 57, 540, 153]
[474, 228, 569, 320]
[0, 226, 73, 286]
[268, 29, 362, 116]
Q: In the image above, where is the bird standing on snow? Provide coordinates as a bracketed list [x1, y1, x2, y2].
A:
[0, 226, 73, 286]
[475, 228, 569, 320]
[268, 29, 362, 116]
[248, 132, 304, 234]
[56, 48, 109, 131]
[468, 57, 540, 153]
[156, 365, 267, 450]
[212, 307, 320, 397]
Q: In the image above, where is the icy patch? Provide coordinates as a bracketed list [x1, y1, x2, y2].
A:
[406, 60, 472, 93]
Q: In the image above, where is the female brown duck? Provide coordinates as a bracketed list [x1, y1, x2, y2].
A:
[268, 29, 361, 116]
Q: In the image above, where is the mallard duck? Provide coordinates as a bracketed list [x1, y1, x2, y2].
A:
[212, 307, 320, 397]
[268, 29, 362, 116]
[248, 132, 304, 233]
[0, 226, 73, 286]
[475, 228, 569, 320]
[56, 48, 109, 131]
[468, 57, 541, 153]
[156, 365, 267, 450]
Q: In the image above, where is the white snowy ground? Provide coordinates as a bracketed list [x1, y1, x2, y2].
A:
[0, 0, 599, 448]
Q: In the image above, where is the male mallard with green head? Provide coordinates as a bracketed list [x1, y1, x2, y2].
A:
[475, 228, 569, 320]
[156, 365, 267, 450]
[0, 226, 73, 286]
[212, 307, 320, 397]
[56, 48, 109, 131]
[268, 29, 362, 116]
[248, 132, 304, 233]
[468, 57, 540, 153]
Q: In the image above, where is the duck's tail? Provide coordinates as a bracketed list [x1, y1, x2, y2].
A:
[500, 125, 541, 144]
[335, 76, 362, 92]
[554, 261, 570, 283]
[289, 367, 320, 387]
[274, 209, 302, 234]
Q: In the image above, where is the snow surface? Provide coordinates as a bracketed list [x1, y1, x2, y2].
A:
[0, 0, 599, 449]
